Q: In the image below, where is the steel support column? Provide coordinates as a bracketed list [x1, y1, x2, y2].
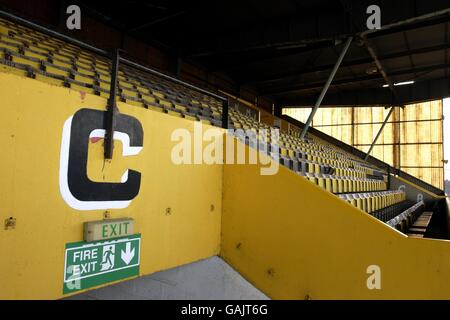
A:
[364, 106, 395, 161]
[104, 49, 120, 159]
[300, 36, 353, 139]
[221, 99, 229, 129]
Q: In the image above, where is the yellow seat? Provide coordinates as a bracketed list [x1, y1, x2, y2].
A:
[0, 41, 20, 52]
[52, 59, 72, 69]
[137, 86, 150, 95]
[153, 90, 165, 99]
[11, 55, 40, 69]
[174, 104, 188, 112]
[1, 35, 24, 47]
[324, 177, 332, 192]
[366, 197, 373, 213]
[74, 73, 95, 85]
[76, 65, 96, 76]
[35, 73, 64, 86]
[122, 88, 139, 98]
[184, 114, 197, 121]
[69, 83, 95, 95]
[337, 179, 343, 193]
[343, 179, 348, 193]
[146, 104, 164, 113]
[200, 119, 212, 125]
[98, 73, 111, 83]
[307, 175, 318, 185]
[0, 63, 28, 77]
[317, 176, 325, 189]
[159, 99, 173, 108]
[124, 99, 144, 108]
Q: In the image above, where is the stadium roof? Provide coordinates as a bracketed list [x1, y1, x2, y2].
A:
[74, 0, 450, 108]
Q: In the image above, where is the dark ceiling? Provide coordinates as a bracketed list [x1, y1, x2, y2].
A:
[73, 0, 450, 107]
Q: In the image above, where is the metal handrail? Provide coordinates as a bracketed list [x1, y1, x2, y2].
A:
[0, 9, 227, 103]
[0, 9, 109, 56]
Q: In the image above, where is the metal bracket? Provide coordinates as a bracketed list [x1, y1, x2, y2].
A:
[4, 217, 16, 230]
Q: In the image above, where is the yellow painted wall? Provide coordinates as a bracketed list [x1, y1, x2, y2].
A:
[0, 72, 222, 299]
[221, 143, 450, 299]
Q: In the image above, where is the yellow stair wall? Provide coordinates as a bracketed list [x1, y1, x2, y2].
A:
[221, 144, 450, 299]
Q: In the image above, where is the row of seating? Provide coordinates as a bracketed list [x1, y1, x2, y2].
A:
[0, 18, 225, 127]
[232, 110, 385, 180]
[405, 211, 433, 238]
[387, 201, 426, 233]
[0, 16, 420, 234]
[338, 191, 406, 214]
[299, 172, 386, 194]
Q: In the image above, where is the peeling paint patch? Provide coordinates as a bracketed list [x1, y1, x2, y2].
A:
[90, 137, 103, 144]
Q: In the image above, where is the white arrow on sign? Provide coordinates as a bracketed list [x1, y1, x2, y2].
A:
[121, 242, 135, 265]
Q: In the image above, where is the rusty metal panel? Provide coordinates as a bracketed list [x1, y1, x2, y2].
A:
[283, 100, 444, 189]
[399, 100, 443, 189]
[283, 107, 311, 123]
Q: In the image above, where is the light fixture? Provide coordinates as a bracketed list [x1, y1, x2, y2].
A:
[382, 81, 415, 88]
[366, 65, 378, 75]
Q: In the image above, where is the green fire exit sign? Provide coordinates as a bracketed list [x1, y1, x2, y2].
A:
[63, 234, 140, 294]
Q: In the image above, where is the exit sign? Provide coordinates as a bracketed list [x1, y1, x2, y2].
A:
[84, 218, 134, 242]
[63, 234, 140, 294]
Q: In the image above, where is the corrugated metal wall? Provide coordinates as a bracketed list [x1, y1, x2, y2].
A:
[283, 100, 444, 189]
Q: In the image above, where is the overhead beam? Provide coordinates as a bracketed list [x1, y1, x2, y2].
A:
[130, 11, 186, 31]
[207, 40, 335, 72]
[243, 43, 450, 85]
[360, 34, 403, 108]
[279, 77, 450, 106]
[264, 61, 450, 96]
[230, 10, 450, 75]
[364, 7, 450, 39]
[185, 9, 349, 59]
[186, 3, 450, 61]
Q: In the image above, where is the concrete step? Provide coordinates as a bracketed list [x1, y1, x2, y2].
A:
[65, 256, 269, 300]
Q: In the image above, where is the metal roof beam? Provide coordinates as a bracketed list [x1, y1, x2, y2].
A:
[243, 43, 450, 85]
[265, 62, 450, 96]
[279, 77, 450, 106]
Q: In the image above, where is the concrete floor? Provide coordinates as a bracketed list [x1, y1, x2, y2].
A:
[66, 256, 269, 300]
